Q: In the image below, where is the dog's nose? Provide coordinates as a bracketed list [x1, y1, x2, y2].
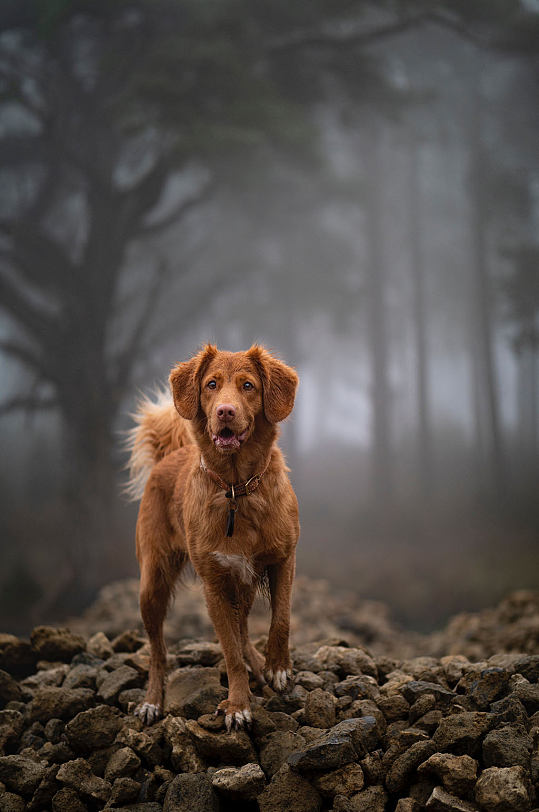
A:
[216, 403, 236, 422]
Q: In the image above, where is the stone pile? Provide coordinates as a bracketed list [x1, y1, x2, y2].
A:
[0, 597, 538, 811]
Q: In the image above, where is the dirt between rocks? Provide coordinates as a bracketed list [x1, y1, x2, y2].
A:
[0, 583, 537, 811]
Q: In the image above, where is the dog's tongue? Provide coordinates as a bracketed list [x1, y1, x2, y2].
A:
[214, 432, 241, 449]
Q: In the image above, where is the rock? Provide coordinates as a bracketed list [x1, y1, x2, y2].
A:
[30, 627, 86, 662]
[385, 740, 436, 794]
[313, 646, 377, 678]
[512, 682, 539, 714]
[0, 710, 23, 754]
[441, 656, 471, 687]
[258, 764, 322, 812]
[482, 726, 532, 769]
[396, 800, 422, 812]
[334, 675, 380, 701]
[409, 694, 436, 723]
[97, 665, 143, 703]
[0, 671, 22, 707]
[212, 763, 266, 800]
[23, 664, 68, 689]
[378, 694, 410, 721]
[288, 726, 357, 772]
[0, 755, 46, 796]
[62, 664, 97, 691]
[29, 687, 94, 722]
[164, 667, 227, 718]
[65, 704, 122, 752]
[474, 765, 533, 812]
[360, 750, 384, 785]
[0, 790, 26, 811]
[116, 727, 163, 767]
[295, 671, 325, 691]
[312, 763, 364, 798]
[401, 681, 454, 707]
[260, 731, 306, 777]
[111, 630, 146, 653]
[418, 753, 478, 796]
[163, 715, 206, 773]
[56, 758, 111, 804]
[43, 718, 64, 743]
[425, 786, 479, 811]
[0, 635, 36, 676]
[333, 784, 388, 812]
[51, 787, 87, 811]
[118, 687, 146, 711]
[104, 746, 141, 782]
[303, 688, 336, 728]
[469, 668, 510, 709]
[175, 641, 222, 666]
[163, 773, 219, 812]
[87, 632, 113, 660]
[110, 776, 141, 805]
[185, 719, 257, 765]
[433, 712, 494, 756]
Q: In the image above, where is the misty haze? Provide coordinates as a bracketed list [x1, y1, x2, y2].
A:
[0, 1, 538, 637]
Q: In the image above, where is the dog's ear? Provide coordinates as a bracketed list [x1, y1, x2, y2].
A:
[169, 344, 218, 420]
[247, 345, 298, 423]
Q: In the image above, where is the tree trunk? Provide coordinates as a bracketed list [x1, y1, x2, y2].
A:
[467, 92, 506, 499]
[362, 120, 393, 507]
[407, 128, 434, 497]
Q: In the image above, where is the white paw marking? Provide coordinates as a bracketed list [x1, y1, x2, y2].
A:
[265, 667, 292, 693]
[225, 708, 252, 731]
[134, 702, 161, 725]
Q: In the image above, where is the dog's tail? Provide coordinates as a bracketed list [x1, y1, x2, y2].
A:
[124, 388, 193, 501]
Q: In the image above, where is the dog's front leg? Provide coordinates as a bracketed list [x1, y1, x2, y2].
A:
[265, 554, 295, 693]
[203, 579, 252, 731]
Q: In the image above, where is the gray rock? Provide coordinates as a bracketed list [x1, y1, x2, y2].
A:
[512, 682, 539, 714]
[0, 710, 23, 754]
[0, 790, 26, 812]
[312, 646, 377, 679]
[260, 731, 306, 776]
[110, 776, 141, 805]
[418, 753, 478, 797]
[489, 696, 528, 727]
[163, 773, 219, 812]
[87, 632, 114, 660]
[0, 634, 36, 676]
[288, 721, 360, 772]
[97, 665, 143, 703]
[162, 715, 206, 773]
[303, 688, 336, 728]
[0, 755, 46, 796]
[185, 718, 257, 765]
[29, 687, 95, 722]
[385, 740, 436, 794]
[212, 763, 266, 800]
[104, 746, 141, 782]
[469, 668, 510, 709]
[474, 765, 533, 812]
[30, 627, 86, 662]
[56, 758, 112, 804]
[401, 681, 454, 707]
[425, 786, 479, 811]
[334, 675, 380, 701]
[0, 670, 22, 707]
[51, 787, 87, 811]
[333, 784, 388, 812]
[482, 725, 532, 769]
[295, 671, 325, 691]
[175, 641, 222, 666]
[62, 664, 97, 691]
[65, 704, 123, 752]
[164, 666, 227, 718]
[258, 764, 322, 812]
[433, 712, 494, 756]
[312, 763, 364, 798]
[116, 726, 163, 767]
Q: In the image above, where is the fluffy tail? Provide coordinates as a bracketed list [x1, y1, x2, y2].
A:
[124, 389, 193, 501]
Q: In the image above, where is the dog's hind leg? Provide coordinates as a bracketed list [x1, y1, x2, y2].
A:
[135, 550, 185, 725]
[238, 586, 265, 686]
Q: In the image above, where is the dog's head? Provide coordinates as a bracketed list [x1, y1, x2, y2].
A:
[169, 345, 298, 454]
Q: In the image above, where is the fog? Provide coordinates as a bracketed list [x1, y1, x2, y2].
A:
[1, 1, 538, 633]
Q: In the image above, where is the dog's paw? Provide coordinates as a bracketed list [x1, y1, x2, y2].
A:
[215, 699, 252, 732]
[265, 666, 292, 693]
[134, 702, 161, 725]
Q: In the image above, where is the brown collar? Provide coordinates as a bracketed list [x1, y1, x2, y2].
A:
[199, 455, 269, 537]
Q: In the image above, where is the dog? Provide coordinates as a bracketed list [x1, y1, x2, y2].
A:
[126, 344, 299, 730]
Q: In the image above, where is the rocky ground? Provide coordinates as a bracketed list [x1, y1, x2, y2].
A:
[0, 582, 538, 811]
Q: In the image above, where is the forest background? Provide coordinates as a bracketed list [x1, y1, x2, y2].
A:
[0, 0, 538, 633]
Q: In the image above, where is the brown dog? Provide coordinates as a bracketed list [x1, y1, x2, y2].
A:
[126, 344, 299, 730]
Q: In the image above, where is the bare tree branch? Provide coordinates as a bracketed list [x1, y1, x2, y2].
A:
[139, 176, 216, 237]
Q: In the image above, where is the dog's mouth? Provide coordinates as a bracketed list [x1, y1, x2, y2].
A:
[212, 426, 249, 451]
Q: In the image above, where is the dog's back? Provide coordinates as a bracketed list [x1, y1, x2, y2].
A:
[125, 390, 193, 501]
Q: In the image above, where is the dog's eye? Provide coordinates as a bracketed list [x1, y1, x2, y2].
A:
[243, 381, 254, 390]
[207, 380, 217, 390]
